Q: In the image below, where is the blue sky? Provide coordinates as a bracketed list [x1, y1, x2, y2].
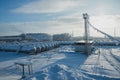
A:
[0, 0, 120, 37]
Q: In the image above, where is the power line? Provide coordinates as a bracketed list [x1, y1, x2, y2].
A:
[87, 20, 120, 42]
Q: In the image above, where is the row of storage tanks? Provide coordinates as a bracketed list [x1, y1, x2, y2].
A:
[0, 41, 60, 54]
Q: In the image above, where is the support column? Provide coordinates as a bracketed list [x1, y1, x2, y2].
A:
[83, 13, 89, 55]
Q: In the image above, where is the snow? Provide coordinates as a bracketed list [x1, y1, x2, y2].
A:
[0, 41, 60, 54]
[0, 45, 120, 80]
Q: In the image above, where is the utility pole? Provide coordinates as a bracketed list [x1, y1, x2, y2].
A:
[114, 27, 116, 37]
[83, 13, 89, 55]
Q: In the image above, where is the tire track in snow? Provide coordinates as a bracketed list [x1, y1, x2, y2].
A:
[102, 49, 120, 74]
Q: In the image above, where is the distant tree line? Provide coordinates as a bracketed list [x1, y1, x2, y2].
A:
[20, 33, 72, 41]
[53, 33, 72, 41]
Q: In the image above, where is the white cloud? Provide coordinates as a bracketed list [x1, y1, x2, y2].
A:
[90, 15, 120, 37]
[1, 14, 120, 37]
[12, 0, 82, 13]
[45, 13, 84, 36]
[0, 13, 84, 36]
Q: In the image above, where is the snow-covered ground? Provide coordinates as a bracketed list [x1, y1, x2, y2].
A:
[0, 41, 60, 54]
[0, 45, 120, 80]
